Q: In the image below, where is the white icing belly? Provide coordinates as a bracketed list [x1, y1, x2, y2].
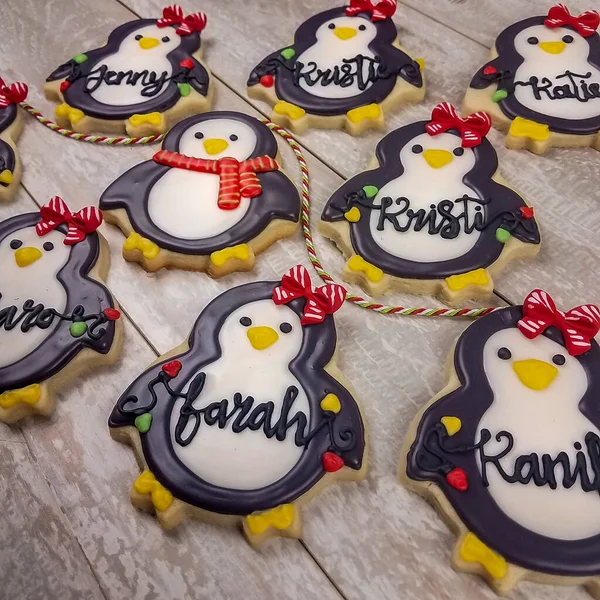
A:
[147, 170, 250, 239]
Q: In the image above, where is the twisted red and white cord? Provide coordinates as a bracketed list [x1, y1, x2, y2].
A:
[262, 119, 501, 318]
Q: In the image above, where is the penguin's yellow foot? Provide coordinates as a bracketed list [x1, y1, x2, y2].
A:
[0, 169, 13, 185]
[0, 384, 41, 409]
[123, 232, 161, 263]
[0, 384, 49, 424]
[444, 268, 493, 303]
[272, 100, 307, 132]
[243, 503, 300, 545]
[343, 254, 390, 296]
[55, 102, 85, 127]
[131, 470, 173, 512]
[346, 103, 384, 134]
[208, 243, 255, 278]
[506, 117, 551, 153]
[458, 532, 507, 580]
[127, 111, 166, 135]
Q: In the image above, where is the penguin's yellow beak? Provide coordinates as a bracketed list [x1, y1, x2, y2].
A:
[139, 37, 160, 50]
[513, 359, 558, 391]
[247, 326, 279, 350]
[539, 41, 566, 54]
[15, 247, 42, 268]
[203, 138, 229, 156]
[334, 27, 357, 40]
[423, 149, 454, 169]
[0, 169, 13, 185]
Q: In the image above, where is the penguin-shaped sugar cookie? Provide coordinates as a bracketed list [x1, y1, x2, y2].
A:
[247, 0, 424, 134]
[320, 102, 541, 305]
[109, 265, 366, 545]
[45, 5, 212, 136]
[0, 78, 28, 202]
[400, 289, 600, 597]
[465, 4, 600, 153]
[0, 198, 123, 423]
[99, 111, 301, 277]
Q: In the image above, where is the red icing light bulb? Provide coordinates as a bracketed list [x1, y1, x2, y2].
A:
[446, 467, 468, 491]
[162, 360, 182, 378]
[103, 308, 121, 321]
[60, 81, 71, 93]
[520, 206, 534, 219]
[260, 75, 274, 88]
[179, 58, 194, 70]
[322, 451, 344, 472]
[483, 65, 497, 76]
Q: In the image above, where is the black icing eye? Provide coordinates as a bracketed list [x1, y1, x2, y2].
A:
[552, 354, 566, 366]
[229, 134, 238, 141]
[527, 36, 539, 45]
[161, 36, 170, 43]
[497, 347, 512, 360]
[562, 35, 574, 43]
[239, 316, 252, 327]
[328, 23, 336, 30]
[279, 322, 292, 334]
[411, 144, 423, 154]
[10, 239, 22, 250]
[135, 34, 142, 41]
[453, 147, 464, 156]
[359, 24, 366, 31]
[194, 132, 204, 139]
[43, 242, 54, 251]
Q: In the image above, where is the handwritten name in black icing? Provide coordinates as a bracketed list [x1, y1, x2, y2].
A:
[175, 377, 315, 447]
[478, 428, 600, 492]
[294, 54, 393, 91]
[84, 65, 170, 98]
[515, 70, 600, 103]
[0, 298, 111, 340]
[372, 195, 487, 240]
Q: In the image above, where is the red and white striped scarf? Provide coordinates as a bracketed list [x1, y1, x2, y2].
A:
[152, 150, 279, 210]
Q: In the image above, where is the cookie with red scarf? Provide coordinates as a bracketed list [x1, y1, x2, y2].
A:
[247, 0, 424, 135]
[99, 111, 301, 276]
[0, 78, 28, 202]
[0, 198, 123, 423]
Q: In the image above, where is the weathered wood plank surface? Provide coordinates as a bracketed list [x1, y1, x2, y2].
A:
[1, 0, 599, 599]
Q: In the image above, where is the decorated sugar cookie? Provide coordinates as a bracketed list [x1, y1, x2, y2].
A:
[99, 111, 301, 276]
[45, 5, 212, 136]
[247, 0, 424, 134]
[0, 78, 28, 202]
[0, 198, 123, 423]
[400, 290, 600, 595]
[465, 4, 600, 153]
[320, 103, 541, 304]
[109, 266, 365, 544]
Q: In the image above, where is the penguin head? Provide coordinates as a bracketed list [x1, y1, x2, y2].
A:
[482, 327, 587, 404]
[1, 225, 70, 274]
[121, 24, 181, 54]
[177, 118, 259, 160]
[316, 15, 377, 46]
[218, 299, 303, 365]
[400, 131, 476, 177]
[515, 24, 588, 59]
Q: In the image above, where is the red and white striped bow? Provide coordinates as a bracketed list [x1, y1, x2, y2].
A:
[345, 0, 397, 22]
[0, 77, 28, 108]
[518, 289, 600, 356]
[426, 102, 491, 148]
[36, 197, 103, 246]
[545, 4, 600, 37]
[157, 4, 207, 36]
[273, 265, 346, 325]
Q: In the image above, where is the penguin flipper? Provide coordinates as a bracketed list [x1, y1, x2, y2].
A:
[470, 57, 515, 92]
[185, 59, 211, 97]
[247, 50, 291, 87]
[46, 59, 79, 82]
[387, 47, 423, 88]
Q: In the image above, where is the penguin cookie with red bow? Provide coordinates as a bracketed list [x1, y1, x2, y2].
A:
[0, 198, 123, 423]
[247, 0, 424, 134]
[109, 265, 366, 545]
[100, 111, 300, 276]
[465, 4, 600, 153]
[320, 102, 541, 304]
[44, 5, 212, 136]
[401, 290, 600, 597]
[0, 78, 27, 202]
